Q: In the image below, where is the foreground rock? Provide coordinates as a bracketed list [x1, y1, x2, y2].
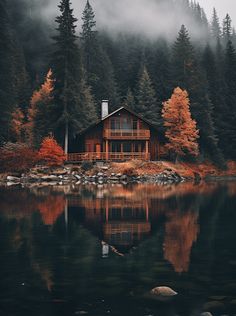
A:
[1, 168, 185, 186]
[150, 286, 178, 297]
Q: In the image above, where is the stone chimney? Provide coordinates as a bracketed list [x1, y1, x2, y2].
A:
[101, 100, 109, 119]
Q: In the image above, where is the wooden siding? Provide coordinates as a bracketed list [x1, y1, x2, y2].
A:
[68, 107, 165, 162]
[84, 125, 103, 152]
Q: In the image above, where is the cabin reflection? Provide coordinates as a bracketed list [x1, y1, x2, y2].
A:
[69, 194, 152, 250]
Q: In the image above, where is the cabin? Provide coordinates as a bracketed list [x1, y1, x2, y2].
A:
[68, 100, 165, 162]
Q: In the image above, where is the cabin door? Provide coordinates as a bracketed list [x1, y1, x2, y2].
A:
[95, 144, 101, 159]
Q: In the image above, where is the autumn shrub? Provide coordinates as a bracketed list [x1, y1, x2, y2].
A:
[0, 142, 39, 173]
[123, 167, 138, 177]
[38, 136, 66, 167]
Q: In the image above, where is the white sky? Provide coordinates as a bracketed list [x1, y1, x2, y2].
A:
[197, 0, 235, 25]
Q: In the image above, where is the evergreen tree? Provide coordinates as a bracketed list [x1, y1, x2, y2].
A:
[135, 66, 161, 127]
[172, 25, 225, 166]
[122, 88, 136, 110]
[51, 0, 83, 154]
[79, 79, 98, 127]
[80, 0, 96, 80]
[222, 14, 232, 43]
[202, 45, 228, 154]
[224, 40, 236, 158]
[8, 0, 52, 83]
[162, 87, 199, 161]
[211, 8, 221, 42]
[0, 0, 16, 143]
[80, 0, 118, 108]
[146, 41, 172, 106]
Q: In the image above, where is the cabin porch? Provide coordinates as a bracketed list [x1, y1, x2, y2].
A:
[67, 151, 150, 162]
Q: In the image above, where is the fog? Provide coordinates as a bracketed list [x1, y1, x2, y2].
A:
[197, 0, 236, 23]
[42, 0, 233, 40]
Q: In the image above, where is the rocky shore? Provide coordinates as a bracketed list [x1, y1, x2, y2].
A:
[1, 160, 236, 187]
[0, 164, 186, 187]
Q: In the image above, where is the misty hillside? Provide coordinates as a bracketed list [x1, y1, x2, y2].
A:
[1, 0, 236, 166]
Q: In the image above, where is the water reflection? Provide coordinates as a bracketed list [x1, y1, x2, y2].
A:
[0, 182, 236, 316]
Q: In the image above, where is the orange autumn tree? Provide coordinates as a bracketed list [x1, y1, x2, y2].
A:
[162, 87, 199, 161]
[10, 108, 25, 142]
[26, 69, 54, 146]
[38, 136, 66, 166]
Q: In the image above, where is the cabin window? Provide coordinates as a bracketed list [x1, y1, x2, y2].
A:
[111, 118, 121, 130]
[123, 142, 132, 152]
[122, 117, 132, 130]
[133, 119, 138, 130]
[111, 142, 122, 152]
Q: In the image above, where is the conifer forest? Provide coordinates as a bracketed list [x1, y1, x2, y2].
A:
[1, 0, 236, 167]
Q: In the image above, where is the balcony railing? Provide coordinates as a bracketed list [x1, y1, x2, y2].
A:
[103, 129, 150, 139]
[67, 152, 150, 162]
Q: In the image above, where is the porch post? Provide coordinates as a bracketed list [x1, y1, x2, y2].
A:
[145, 140, 149, 160]
[105, 140, 109, 160]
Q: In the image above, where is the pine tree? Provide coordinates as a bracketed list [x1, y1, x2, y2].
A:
[222, 14, 232, 43]
[172, 25, 225, 166]
[80, 0, 119, 108]
[224, 40, 236, 158]
[51, 0, 83, 154]
[0, 0, 16, 143]
[146, 41, 172, 107]
[162, 87, 199, 161]
[171, 25, 195, 88]
[202, 45, 228, 155]
[135, 66, 161, 127]
[122, 88, 136, 110]
[211, 8, 221, 42]
[79, 78, 98, 127]
[80, 0, 96, 80]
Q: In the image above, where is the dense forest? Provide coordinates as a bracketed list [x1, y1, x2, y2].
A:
[1, 0, 236, 166]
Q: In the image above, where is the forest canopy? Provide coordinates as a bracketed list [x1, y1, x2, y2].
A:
[1, 0, 236, 164]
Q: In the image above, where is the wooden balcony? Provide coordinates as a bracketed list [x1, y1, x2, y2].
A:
[67, 152, 150, 162]
[103, 129, 150, 140]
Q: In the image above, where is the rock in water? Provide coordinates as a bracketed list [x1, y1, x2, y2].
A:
[150, 286, 178, 296]
[200, 313, 213, 316]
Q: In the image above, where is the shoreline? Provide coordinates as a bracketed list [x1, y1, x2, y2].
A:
[1, 160, 236, 187]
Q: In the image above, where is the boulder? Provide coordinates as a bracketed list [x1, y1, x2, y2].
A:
[40, 175, 60, 182]
[150, 286, 178, 297]
[74, 175, 82, 180]
[120, 175, 128, 181]
[7, 176, 20, 182]
[52, 168, 68, 176]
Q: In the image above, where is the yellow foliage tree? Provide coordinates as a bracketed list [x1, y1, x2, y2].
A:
[162, 87, 199, 160]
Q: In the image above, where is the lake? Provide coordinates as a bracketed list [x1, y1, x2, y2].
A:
[0, 182, 236, 316]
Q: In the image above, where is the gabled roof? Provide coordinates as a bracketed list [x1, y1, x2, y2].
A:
[77, 106, 160, 136]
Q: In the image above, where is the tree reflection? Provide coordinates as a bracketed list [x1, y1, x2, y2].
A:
[164, 207, 199, 273]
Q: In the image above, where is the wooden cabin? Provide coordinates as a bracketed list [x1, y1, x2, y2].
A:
[68, 101, 165, 162]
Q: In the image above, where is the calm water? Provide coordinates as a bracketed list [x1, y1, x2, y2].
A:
[0, 182, 236, 316]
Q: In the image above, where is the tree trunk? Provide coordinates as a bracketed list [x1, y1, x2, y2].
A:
[175, 154, 180, 164]
[64, 121, 68, 155]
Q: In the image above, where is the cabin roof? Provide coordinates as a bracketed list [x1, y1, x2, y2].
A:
[77, 106, 160, 137]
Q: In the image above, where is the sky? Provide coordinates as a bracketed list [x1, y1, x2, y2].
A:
[198, 0, 236, 24]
